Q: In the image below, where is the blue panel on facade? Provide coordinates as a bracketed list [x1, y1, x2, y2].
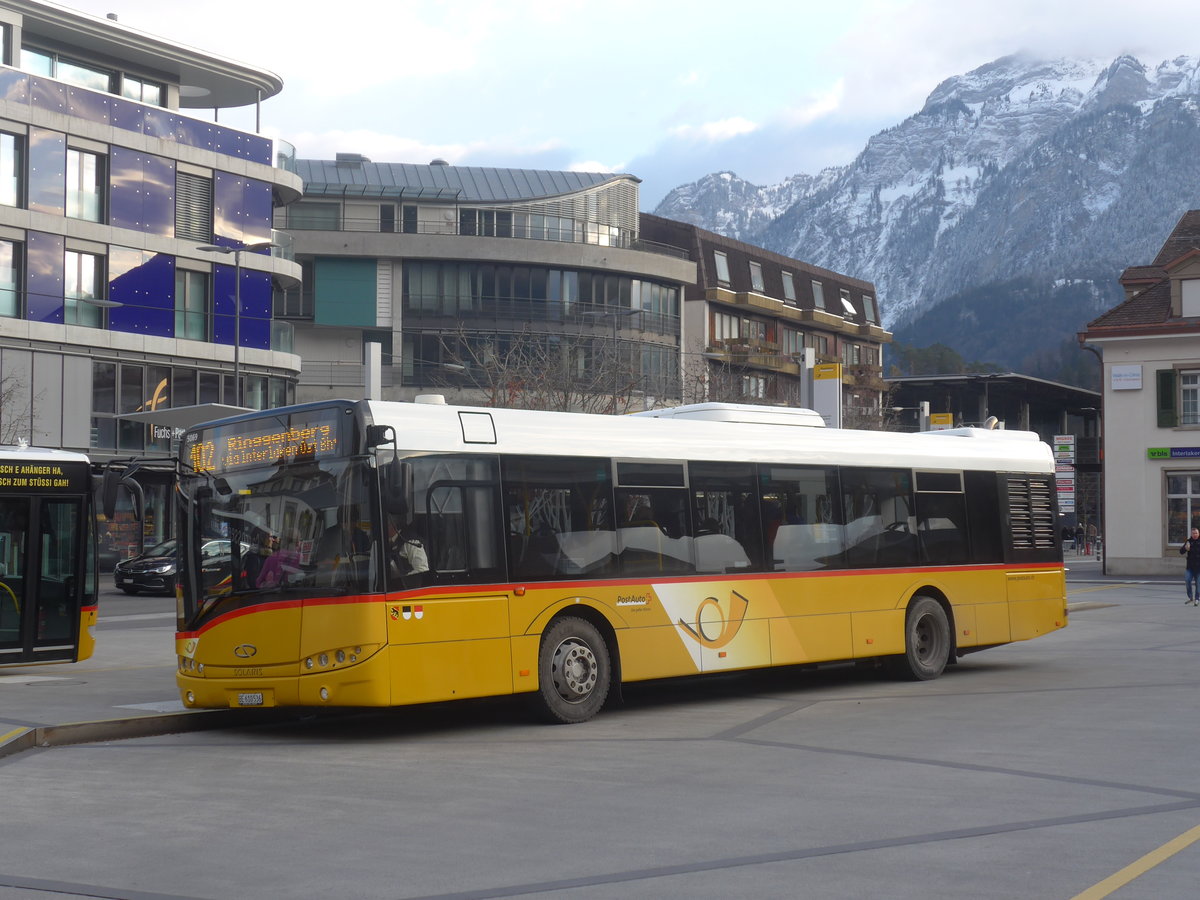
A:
[66, 86, 111, 126]
[142, 154, 175, 236]
[110, 96, 144, 132]
[240, 270, 272, 350]
[28, 128, 65, 215]
[212, 263, 236, 346]
[0, 69, 28, 104]
[110, 147, 176, 235]
[214, 173, 272, 247]
[27, 232, 64, 324]
[109, 249, 174, 336]
[211, 264, 272, 349]
[28, 77, 67, 116]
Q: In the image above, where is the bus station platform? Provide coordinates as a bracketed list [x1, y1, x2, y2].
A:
[0, 558, 1176, 761]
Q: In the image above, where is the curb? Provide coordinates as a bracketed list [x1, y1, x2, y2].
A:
[0, 708, 318, 762]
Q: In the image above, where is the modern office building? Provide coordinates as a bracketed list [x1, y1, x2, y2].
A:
[277, 155, 695, 410]
[639, 214, 891, 421]
[0, 0, 302, 553]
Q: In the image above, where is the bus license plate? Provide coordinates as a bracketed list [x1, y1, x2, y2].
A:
[236, 692, 264, 707]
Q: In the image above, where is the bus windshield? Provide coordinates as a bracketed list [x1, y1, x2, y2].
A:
[179, 454, 381, 630]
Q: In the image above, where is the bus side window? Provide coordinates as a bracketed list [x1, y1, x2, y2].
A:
[841, 467, 917, 569]
[501, 455, 616, 581]
[687, 461, 759, 573]
[759, 465, 844, 571]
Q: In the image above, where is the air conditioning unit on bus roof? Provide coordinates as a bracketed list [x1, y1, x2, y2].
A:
[632, 403, 826, 427]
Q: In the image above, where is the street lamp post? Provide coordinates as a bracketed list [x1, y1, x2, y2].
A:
[197, 239, 276, 406]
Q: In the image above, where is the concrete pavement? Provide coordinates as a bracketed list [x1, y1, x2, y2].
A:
[0, 555, 1162, 760]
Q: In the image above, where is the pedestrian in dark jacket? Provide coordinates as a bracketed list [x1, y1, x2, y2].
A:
[1181, 527, 1200, 605]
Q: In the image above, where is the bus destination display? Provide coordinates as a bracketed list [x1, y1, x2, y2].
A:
[0, 460, 90, 493]
[186, 409, 343, 474]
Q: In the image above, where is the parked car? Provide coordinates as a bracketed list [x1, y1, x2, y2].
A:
[114, 538, 247, 595]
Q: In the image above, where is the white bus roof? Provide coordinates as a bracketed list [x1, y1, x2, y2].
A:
[364, 400, 1054, 475]
[631, 403, 827, 427]
[0, 445, 90, 464]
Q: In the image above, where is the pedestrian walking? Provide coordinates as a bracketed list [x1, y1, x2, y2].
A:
[1182, 527, 1200, 604]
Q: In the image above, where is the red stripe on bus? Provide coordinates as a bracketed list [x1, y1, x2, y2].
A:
[176, 561, 1063, 638]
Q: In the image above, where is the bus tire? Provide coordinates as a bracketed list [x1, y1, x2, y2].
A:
[536, 616, 611, 724]
[893, 596, 950, 681]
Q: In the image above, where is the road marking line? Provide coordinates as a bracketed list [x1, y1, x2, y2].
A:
[0, 726, 28, 743]
[1068, 584, 1133, 595]
[1070, 822, 1200, 900]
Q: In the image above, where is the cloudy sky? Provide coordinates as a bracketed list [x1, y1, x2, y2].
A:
[61, 0, 1200, 208]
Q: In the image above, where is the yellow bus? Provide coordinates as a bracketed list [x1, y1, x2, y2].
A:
[0, 445, 99, 667]
[174, 399, 1066, 723]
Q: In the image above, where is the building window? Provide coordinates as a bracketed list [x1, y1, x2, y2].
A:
[1167, 473, 1200, 543]
[0, 239, 19, 318]
[175, 172, 213, 242]
[401, 205, 418, 234]
[287, 201, 340, 230]
[175, 269, 209, 341]
[812, 280, 826, 309]
[840, 288, 856, 318]
[67, 148, 104, 222]
[742, 374, 766, 399]
[713, 311, 738, 342]
[121, 75, 163, 106]
[0, 132, 20, 208]
[380, 204, 396, 233]
[749, 261, 764, 292]
[1182, 372, 1200, 426]
[22, 46, 114, 92]
[64, 250, 103, 327]
[781, 271, 796, 304]
[713, 251, 730, 286]
[863, 294, 878, 323]
[782, 328, 802, 355]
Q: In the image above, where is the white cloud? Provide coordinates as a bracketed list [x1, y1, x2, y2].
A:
[777, 80, 846, 128]
[669, 117, 759, 144]
[567, 160, 623, 173]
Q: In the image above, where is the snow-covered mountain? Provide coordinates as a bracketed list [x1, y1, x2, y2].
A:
[654, 54, 1200, 369]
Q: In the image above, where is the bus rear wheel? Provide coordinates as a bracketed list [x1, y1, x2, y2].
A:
[536, 616, 611, 724]
[892, 596, 950, 681]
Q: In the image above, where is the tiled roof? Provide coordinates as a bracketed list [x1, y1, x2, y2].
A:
[1154, 210, 1200, 266]
[1086, 278, 1172, 329]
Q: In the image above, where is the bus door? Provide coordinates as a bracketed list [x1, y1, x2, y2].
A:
[0, 495, 84, 665]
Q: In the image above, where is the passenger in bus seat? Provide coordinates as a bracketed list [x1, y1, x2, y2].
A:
[388, 520, 429, 588]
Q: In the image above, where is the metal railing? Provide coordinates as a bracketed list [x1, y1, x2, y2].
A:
[280, 213, 691, 261]
[402, 299, 681, 337]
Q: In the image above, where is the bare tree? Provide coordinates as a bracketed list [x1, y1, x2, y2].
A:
[440, 325, 646, 414]
[0, 372, 32, 445]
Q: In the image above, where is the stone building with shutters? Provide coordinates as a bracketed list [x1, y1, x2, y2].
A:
[1081, 209, 1200, 575]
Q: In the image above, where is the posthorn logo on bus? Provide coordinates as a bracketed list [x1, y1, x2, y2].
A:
[678, 590, 750, 649]
[232, 644, 258, 659]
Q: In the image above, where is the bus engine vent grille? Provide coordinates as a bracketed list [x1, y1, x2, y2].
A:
[1006, 475, 1056, 550]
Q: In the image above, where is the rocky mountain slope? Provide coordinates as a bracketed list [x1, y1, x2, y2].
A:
[653, 53, 1200, 377]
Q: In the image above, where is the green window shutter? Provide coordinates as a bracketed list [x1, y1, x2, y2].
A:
[1157, 368, 1178, 428]
[313, 258, 377, 327]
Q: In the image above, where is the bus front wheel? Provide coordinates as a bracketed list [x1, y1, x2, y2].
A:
[892, 596, 950, 681]
[536, 616, 611, 724]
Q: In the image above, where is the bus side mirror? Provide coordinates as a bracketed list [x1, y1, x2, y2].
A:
[384, 459, 413, 522]
[101, 468, 121, 518]
[100, 467, 145, 521]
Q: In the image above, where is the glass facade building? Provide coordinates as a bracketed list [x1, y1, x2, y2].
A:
[0, 1, 302, 554]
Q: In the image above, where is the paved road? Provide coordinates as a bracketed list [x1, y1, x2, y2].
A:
[4, 564, 1200, 899]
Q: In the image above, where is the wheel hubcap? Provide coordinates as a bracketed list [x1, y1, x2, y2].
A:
[551, 638, 597, 703]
